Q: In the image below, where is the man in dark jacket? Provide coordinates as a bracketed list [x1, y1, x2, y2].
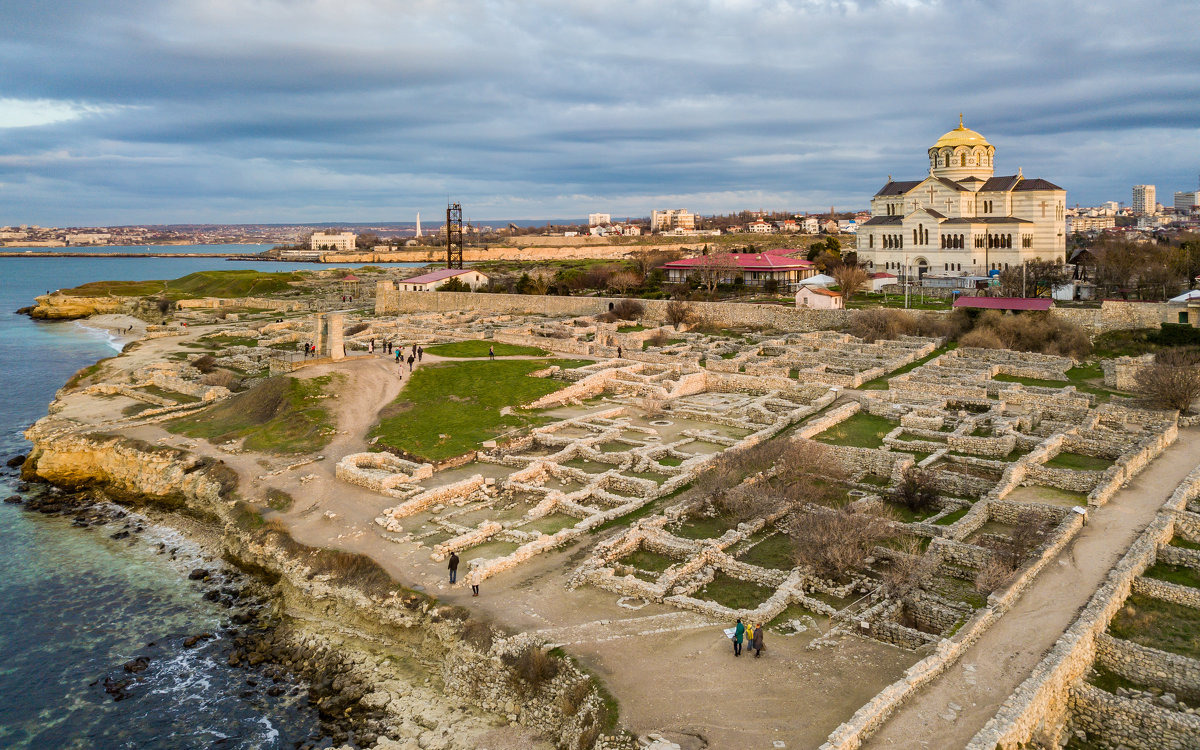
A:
[448, 551, 460, 584]
[752, 623, 764, 658]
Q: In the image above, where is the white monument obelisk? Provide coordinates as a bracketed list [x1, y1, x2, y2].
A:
[415, 212, 422, 238]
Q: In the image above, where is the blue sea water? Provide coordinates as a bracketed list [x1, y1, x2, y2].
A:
[0, 251, 425, 749]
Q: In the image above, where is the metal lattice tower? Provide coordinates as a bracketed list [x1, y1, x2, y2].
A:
[446, 202, 463, 269]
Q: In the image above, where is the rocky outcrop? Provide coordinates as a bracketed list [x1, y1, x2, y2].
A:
[27, 293, 141, 320]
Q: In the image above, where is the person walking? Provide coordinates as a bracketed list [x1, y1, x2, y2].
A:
[616, 345, 622, 359]
[733, 618, 745, 657]
[417, 346, 423, 362]
[468, 565, 481, 596]
[395, 349, 401, 363]
[488, 345, 494, 361]
[448, 551, 459, 584]
[407, 354, 414, 372]
[752, 623, 764, 658]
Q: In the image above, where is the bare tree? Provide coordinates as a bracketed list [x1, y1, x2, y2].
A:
[790, 509, 889, 581]
[695, 253, 741, 296]
[890, 467, 940, 513]
[665, 299, 695, 330]
[832, 265, 869, 303]
[997, 260, 1069, 298]
[879, 536, 939, 600]
[1136, 349, 1200, 413]
[607, 270, 643, 295]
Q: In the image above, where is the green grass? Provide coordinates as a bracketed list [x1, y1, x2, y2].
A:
[992, 373, 1067, 388]
[859, 344, 957, 390]
[1020, 485, 1089, 506]
[881, 500, 938, 523]
[893, 449, 932, 464]
[616, 324, 645, 333]
[206, 335, 260, 348]
[370, 359, 570, 461]
[121, 402, 156, 417]
[1087, 663, 1146, 697]
[657, 456, 683, 467]
[673, 513, 735, 540]
[845, 292, 952, 311]
[520, 513, 580, 535]
[814, 413, 898, 449]
[264, 488, 294, 512]
[61, 270, 305, 299]
[934, 506, 971, 526]
[694, 572, 774, 610]
[1045, 452, 1114, 471]
[1143, 562, 1200, 590]
[993, 365, 1119, 401]
[589, 483, 692, 534]
[140, 385, 202, 404]
[1169, 536, 1200, 551]
[619, 548, 677, 573]
[737, 533, 795, 570]
[64, 358, 113, 390]
[554, 359, 594, 369]
[1108, 592, 1200, 660]
[423, 340, 548, 357]
[167, 375, 336, 454]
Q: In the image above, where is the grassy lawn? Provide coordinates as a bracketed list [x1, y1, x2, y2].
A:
[1108, 592, 1200, 660]
[616, 324, 646, 333]
[695, 572, 774, 610]
[1170, 536, 1200, 551]
[423, 340, 548, 357]
[61, 270, 305, 299]
[520, 513, 580, 536]
[859, 343, 957, 390]
[1045, 452, 1114, 471]
[205, 334, 261, 348]
[814, 413, 897, 449]
[370, 359, 569, 461]
[657, 456, 683, 467]
[845, 293, 952, 311]
[589, 483, 692, 534]
[881, 500, 938, 523]
[992, 373, 1067, 387]
[934, 506, 971, 526]
[993, 368, 1118, 402]
[737, 533, 795, 570]
[167, 375, 336, 454]
[619, 548, 677, 573]
[1143, 562, 1200, 590]
[673, 513, 735, 540]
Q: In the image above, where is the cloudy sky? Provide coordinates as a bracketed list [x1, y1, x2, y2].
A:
[2, 0, 1197, 225]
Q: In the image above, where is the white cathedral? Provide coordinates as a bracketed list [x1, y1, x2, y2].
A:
[857, 117, 1066, 278]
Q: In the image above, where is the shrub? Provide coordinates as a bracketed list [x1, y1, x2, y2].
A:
[665, 299, 695, 329]
[974, 559, 1012, 594]
[790, 509, 889, 580]
[202, 370, 240, 389]
[503, 646, 559, 691]
[891, 467, 939, 513]
[558, 678, 593, 716]
[879, 536, 938, 600]
[848, 308, 917, 342]
[611, 298, 644, 321]
[958, 327, 1006, 349]
[460, 620, 495, 652]
[439, 276, 469, 292]
[1136, 349, 1200, 412]
[961, 310, 1091, 358]
[192, 354, 218, 373]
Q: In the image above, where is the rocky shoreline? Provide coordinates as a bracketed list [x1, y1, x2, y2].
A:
[11, 416, 636, 750]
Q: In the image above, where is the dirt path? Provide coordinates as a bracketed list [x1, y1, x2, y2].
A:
[859, 427, 1200, 750]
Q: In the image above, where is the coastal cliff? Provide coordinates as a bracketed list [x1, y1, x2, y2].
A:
[21, 418, 631, 750]
[27, 293, 158, 321]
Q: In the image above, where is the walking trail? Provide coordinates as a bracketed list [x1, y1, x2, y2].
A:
[859, 427, 1200, 750]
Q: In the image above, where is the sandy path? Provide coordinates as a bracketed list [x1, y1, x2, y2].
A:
[859, 427, 1200, 750]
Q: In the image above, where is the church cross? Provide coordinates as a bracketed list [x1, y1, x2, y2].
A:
[927, 185, 936, 206]
[1039, 200, 1048, 217]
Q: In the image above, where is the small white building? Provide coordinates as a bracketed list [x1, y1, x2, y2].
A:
[795, 286, 844, 309]
[310, 232, 357, 252]
[868, 272, 898, 292]
[397, 268, 489, 292]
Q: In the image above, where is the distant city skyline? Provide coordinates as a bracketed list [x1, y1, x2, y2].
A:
[1, 0, 1197, 226]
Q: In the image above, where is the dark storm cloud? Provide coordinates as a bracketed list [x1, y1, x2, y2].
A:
[0, 0, 1197, 224]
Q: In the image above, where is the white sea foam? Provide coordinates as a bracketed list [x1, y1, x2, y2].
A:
[72, 320, 126, 353]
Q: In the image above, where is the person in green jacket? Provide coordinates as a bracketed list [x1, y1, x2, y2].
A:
[732, 618, 745, 657]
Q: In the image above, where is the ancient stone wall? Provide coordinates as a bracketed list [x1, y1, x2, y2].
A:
[1094, 632, 1200, 702]
[1067, 682, 1200, 750]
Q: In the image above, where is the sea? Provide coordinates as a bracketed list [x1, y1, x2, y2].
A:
[0, 246, 426, 749]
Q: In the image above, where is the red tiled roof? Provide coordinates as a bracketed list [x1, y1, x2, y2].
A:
[870, 272, 897, 279]
[802, 287, 842, 298]
[341, 274, 361, 281]
[402, 268, 477, 284]
[953, 296, 1052, 311]
[662, 253, 814, 270]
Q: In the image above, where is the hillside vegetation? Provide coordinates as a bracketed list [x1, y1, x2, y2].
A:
[61, 270, 306, 299]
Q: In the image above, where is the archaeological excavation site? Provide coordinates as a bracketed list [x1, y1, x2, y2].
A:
[18, 272, 1200, 750]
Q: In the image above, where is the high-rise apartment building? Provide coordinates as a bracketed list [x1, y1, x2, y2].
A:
[650, 209, 695, 232]
[1174, 192, 1200, 213]
[1132, 185, 1156, 215]
[587, 213, 611, 226]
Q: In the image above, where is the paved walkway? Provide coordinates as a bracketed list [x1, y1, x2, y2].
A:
[859, 427, 1200, 750]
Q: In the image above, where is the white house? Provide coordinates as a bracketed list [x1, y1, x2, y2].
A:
[396, 268, 489, 292]
[310, 231, 357, 252]
[795, 286, 844, 309]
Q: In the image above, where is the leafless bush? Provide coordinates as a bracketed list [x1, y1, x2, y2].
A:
[459, 620, 495, 652]
[503, 646, 559, 692]
[848, 308, 917, 342]
[879, 536, 938, 600]
[978, 509, 1052, 572]
[790, 508, 890, 580]
[607, 270, 643, 295]
[973, 559, 1012, 594]
[890, 467, 940, 513]
[962, 310, 1092, 358]
[666, 299, 695, 330]
[1136, 349, 1200, 412]
[832, 265, 869, 303]
[558, 678, 593, 716]
[191, 354, 218, 373]
[202, 370, 240, 390]
[611, 298, 644, 321]
[959, 327, 1006, 349]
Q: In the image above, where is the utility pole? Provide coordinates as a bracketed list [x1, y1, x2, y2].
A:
[1022, 261, 1027, 298]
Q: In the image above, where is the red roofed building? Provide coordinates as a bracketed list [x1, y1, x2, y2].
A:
[795, 286, 844, 309]
[952, 296, 1053, 312]
[395, 268, 489, 292]
[661, 252, 817, 290]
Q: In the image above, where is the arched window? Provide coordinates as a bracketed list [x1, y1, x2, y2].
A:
[960, 153, 966, 166]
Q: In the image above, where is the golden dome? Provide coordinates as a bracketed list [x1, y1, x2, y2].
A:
[931, 114, 991, 149]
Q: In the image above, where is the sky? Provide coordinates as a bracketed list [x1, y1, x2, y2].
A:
[1, 0, 1198, 226]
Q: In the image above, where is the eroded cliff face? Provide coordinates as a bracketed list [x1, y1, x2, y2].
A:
[27, 293, 167, 320]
